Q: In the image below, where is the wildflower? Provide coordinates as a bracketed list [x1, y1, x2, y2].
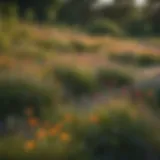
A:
[59, 132, 71, 142]
[24, 140, 36, 152]
[89, 114, 99, 124]
[49, 127, 58, 136]
[36, 128, 47, 140]
[28, 117, 38, 127]
[54, 122, 63, 131]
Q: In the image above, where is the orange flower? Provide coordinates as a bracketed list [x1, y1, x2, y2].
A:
[89, 115, 99, 124]
[36, 128, 47, 140]
[28, 117, 39, 127]
[59, 132, 71, 142]
[24, 140, 36, 151]
[49, 127, 58, 136]
[54, 122, 63, 131]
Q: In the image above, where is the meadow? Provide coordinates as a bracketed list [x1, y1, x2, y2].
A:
[0, 14, 160, 160]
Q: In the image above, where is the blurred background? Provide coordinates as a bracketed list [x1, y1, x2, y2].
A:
[0, 0, 159, 160]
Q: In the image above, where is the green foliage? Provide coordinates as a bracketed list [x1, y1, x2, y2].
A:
[126, 19, 153, 37]
[86, 19, 125, 36]
[0, 107, 159, 160]
[24, 9, 35, 23]
[136, 54, 160, 67]
[108, 52, 137, 65]
[0, 33, 11, 52]
[54, 66, 98, 97]
[96, 68, 134, 89]
[0, 74, 55, 120]
[71, 40, 101, 53]
[109, 53, 160, 67]
[35, 39, 72, 52]
[84, 109, 160, 160]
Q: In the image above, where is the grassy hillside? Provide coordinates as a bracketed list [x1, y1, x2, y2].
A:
[0, 19, 160, 160]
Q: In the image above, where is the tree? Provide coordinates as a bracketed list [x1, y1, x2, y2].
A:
[0, 0, 61, 21]
[56, 0, 97, 25]
[146, 0, 160, 35]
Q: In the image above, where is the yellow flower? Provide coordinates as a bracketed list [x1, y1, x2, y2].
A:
[59, 132, 71, 142]
[36, 128, 47, 140]
[24, 140, 36, 152]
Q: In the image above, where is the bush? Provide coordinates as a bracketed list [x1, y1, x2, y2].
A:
[0, 75, 55, 120]
[0, 33, 11, 52]
[0, 107, 159, 160]
[84, 109, 160, 160]
[54, 66, 98, 98]
[109, 53, 160, 67]
[71, 40, 101, 53]
[108, 52, 137, 65]
[86, 19, 125, 36]
[136, 54, 160, 67]
[35, 39, 72, 52]
[126, 19, 153, 37]
[96, 68, 134, 89]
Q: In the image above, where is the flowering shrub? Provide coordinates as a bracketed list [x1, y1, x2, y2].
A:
[0, 106, 159, 160]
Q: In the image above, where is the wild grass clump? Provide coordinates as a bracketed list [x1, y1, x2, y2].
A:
[35, 39, 72, 52]
[0, 33, 12, 52]
[53, 66, 134, 98]
[71, 40, 101, 53]
[108, 52, 137, 65]
[96, 68, 134, 89]
[86, 19, 125, 36]
[109, 52, 160, 67]
[0, 74, 56, 121]
[136, 54, 160, 67]
[54, 66, 98, 98]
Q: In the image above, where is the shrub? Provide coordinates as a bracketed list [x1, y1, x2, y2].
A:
[0, 33, 11, 52]
[109, 53, 160, 67]
[108, 52, 137, 65]
[36, 39, 72, 52]
[86, 19, 125, 36]
[136, 54, 159, 67]
[0, 74, 56, 121]
[126, 19, 153, 37]
[71, 40, 101, 53]
[54, 66, 98, 98]
[71, 40, 89, 53]
[0, 107, 159, 160]
[84, 109, 160, 160]
[96, 68, 134, 89]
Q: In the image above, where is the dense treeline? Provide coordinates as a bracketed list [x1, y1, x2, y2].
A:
[0, 0, 160, 36]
